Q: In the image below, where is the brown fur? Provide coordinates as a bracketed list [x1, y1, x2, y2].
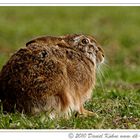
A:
[0, 34, 104, 118]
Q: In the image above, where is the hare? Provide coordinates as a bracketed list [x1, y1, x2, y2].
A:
[0, 34, 104, 118]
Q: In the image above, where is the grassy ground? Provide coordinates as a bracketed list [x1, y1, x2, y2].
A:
[0, 7, 140, 129]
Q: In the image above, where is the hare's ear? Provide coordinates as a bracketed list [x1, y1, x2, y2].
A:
[26, 36, 50, 47]
[26, 39, 36, 46]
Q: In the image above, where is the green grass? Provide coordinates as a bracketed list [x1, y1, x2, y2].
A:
[0, 7, 140, 129]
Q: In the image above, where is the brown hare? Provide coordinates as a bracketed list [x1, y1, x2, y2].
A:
[0, 34, 104, 118]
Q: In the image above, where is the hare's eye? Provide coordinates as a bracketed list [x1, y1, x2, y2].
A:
[81, 38, 89, 45]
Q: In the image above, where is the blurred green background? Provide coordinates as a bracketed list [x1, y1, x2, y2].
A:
[0, 7, 140, 128]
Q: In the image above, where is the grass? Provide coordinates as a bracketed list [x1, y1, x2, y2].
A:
[0, 6, 140, 129]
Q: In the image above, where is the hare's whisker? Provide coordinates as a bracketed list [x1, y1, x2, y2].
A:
[96, 67, 106, 93]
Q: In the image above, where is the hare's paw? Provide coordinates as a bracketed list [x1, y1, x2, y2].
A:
[82, 109, 98, 117]
[78, 107, 98, 117]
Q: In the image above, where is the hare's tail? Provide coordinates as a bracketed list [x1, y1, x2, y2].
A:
[0, 77, 4, 101]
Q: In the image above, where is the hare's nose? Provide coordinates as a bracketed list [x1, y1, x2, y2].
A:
[102, 54, 104, 57]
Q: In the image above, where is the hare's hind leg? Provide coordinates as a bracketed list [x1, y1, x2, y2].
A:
[46, 91, 72, 119]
